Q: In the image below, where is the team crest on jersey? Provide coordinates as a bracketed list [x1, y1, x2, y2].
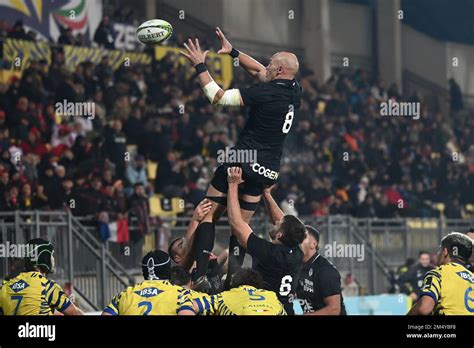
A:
[10, 280, 29, 293]
[456, 271, 474, 284]
[303, 279, 314, 293]
[309, 268, 313, 277]
[134, 287, 163, 298]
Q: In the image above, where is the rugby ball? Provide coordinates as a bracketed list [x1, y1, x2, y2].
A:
[136, 19, 173, 44]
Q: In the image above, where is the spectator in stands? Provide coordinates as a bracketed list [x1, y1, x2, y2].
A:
[154, 150, 186, 198]
[397, 251, 434, 301]
[123, 107, 146, 145]
[113, 179, 127, 215]
[342, 273, 360, 297]
[58, 27, 76, 45]
[357, 195, 378, 218]
[33, 185, 49, 209]
[125, 154, 148, 193]
[80, 175, 106, 216]
[8, 20, 30, 41]
[128, 182, 150, 241]
[445, 197, 464, 219]
[19, 183, 33, 210]
[60, 177, 75, 210]
[93, 16, 115, 49]
[104, 119, 127, 178]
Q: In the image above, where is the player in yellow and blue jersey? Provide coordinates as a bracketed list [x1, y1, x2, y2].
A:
[102, 250, 195, 315]
[194, 268, 286, 315]
[408, 232, 474, 315]
[0, 238, 83, 316]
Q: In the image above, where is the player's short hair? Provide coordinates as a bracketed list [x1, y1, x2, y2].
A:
[440, 232, 473, 262]
[170, 266, 191, 286]
[142, 250, 172, 280]
[230, 268, 264, 289]
[279, 215, 307, 247]
[305, 225, 320, 243]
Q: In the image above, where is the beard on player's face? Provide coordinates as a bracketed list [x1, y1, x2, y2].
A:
[269, 219, 284, 241]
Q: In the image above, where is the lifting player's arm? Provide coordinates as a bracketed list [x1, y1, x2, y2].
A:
[215, 27, 267, 82]
[304, 295, 342, 316]
[180, 38, 244, 107]
[407, 270, 440, 315]
[177, 289, 196, 316]
[407, 295, 435, 315]
[262, 185, 285, 225]
[180, 199, 213, 270]
[46, 280, 84, 315]
[227, 167, 253, 249]
[304, 268, 343, 315]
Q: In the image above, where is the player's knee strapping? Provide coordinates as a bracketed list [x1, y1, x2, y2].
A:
[192, 222, 216, 280]
[238, 199, 260, 211]
[206, 196, 227, 206]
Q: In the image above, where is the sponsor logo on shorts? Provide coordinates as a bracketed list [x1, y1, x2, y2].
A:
[251, 163, 279, 180]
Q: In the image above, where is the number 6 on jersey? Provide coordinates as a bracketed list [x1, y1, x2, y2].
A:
[279, 275, 293, 296]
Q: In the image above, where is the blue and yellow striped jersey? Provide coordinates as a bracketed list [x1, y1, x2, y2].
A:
[103, 279, 194, 315]
[0, 271, 71, 315]
[420, 262, 474, 315]
[194, 285, 286, 315]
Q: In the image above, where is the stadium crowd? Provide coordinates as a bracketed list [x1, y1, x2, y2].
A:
[0, 18, 473, 238]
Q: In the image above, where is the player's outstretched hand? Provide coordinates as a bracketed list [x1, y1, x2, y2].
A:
[227, 166, 244, 185]
[180, 38, 209, 66]
[192, 198, 212, 222]
[215, 27, 232, 55]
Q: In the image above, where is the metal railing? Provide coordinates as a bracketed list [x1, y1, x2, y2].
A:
[159, 215, 473, 295]
[0, 211, 134, 310]
[1, 212, 472, 303]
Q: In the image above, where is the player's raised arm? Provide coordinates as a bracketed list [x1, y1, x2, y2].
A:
[226, 167, 253, 248]
[262, 185, 285, 225]
[215, 27, 267, 82]
[180, 38, 244, 107]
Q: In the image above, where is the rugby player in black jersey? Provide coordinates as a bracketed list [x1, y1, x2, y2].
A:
[180, 28, 302, 286]
[295, 226, 346, 315]
[226, 166, 306, 314]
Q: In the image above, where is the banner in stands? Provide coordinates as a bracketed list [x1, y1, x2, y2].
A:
[113, 22, 143, 51]
[155, 46, 234, 89]
[0, 0, 102, 41]
[63, 45, 152, 71]
[3, 38, 51, 71]
[2, 38, 151, 76]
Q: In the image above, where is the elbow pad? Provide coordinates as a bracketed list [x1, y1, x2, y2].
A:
[215, 89, 242, 106]
[202, 81, 221, 103]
